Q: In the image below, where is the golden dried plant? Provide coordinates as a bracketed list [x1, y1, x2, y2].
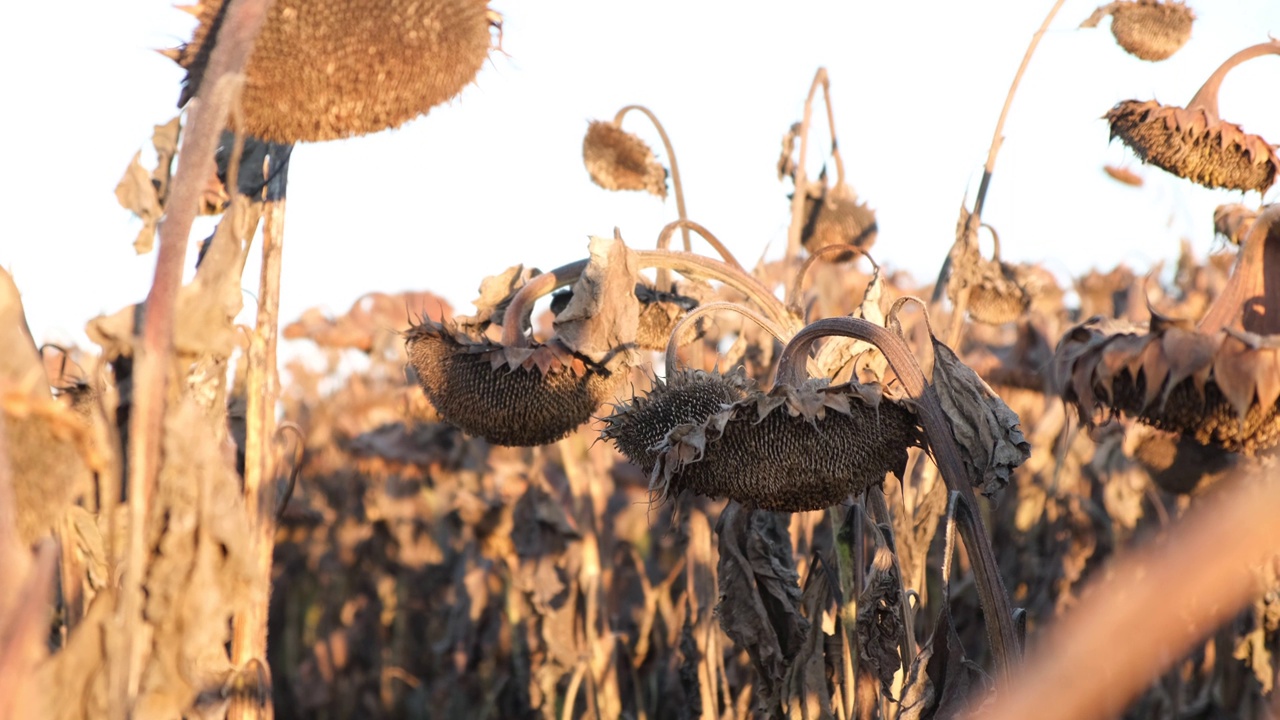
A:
[1105, 40, 1280, 194]
[1081, 0, 1195, 61]
[174, 0, 497, 142]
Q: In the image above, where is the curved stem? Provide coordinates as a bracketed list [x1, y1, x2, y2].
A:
[787, 244, 878, 317]
[930, 0, 1065, 301]
[982, 222, 1002, 262]
[500, 250, 796, 347]
[1185, 40, 1280, 119]
[616, 105, 689, 252]
[775, 317, 1021, 685]
[663, 301, 791, 374]
[1198, 204, 1280, 335]
[786, 68, 839, 263]
[500, 260, 589, 347]
[656, 219, 745, 273]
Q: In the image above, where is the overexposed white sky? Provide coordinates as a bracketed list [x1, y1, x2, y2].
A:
[1, 1, 1277, 353]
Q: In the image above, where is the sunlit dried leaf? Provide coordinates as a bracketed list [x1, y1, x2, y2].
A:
[1103, 164, 1144, 186]
[552, 235, 641, 363]
[928, 337, 1030, 496]
[115, 151, 162, 254]
[459, 264, 539, 328]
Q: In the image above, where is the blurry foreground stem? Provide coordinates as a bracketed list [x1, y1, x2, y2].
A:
[115, 0, 269, 716]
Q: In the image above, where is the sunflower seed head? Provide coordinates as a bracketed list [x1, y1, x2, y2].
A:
[177, 0, 496, 142]
[650, 379, 921, 512]
[1106, 100, 1278, 193]
[582, 121, 668, 198]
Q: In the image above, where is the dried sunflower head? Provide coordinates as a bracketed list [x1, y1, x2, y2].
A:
[406, 235, 641, 446]
[404, 319, 626, 446]
[649, 379, 921, 512]
[1081, 0, 1195, 61]
[601, 367, 754, 473]
[800, 180, 878, 259]
[174, 0, 496, 142]
[946, 215, 1036, 325]
[582, 121, 668, 198]
[1104, 40, 1280, 194]
[1055, 205, 1280, 453]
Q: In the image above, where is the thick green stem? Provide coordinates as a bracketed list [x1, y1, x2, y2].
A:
[776, 317, 1020, 685]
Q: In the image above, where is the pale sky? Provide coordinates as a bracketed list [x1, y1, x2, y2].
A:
[1, 1, 1277, 353]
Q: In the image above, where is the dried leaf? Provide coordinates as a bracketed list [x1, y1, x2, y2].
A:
[459, 264, 540, 328]
[929, 337, 1030, 496]
[552, 235, 641, 363]
[114, 151, 162, 254]
[0, 268, 49, 399]
[857, 546, 905, 697]
[898, 599, 990, 720]
[716, 505, 809, 714]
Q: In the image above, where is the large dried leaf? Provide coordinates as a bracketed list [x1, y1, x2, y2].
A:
[929, 337, 1030, 496]
[857, 546, 905, 698]
[780, 556, 835, 719]
[898, 599, 990, 720]
[115, 151, 162, 254]
[552, 235, 641, 363]
[716, 505, 809, 715]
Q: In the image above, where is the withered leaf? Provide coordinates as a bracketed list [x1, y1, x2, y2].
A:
[114, 151, 162, 254]
[0, 268, 50, 399]
[552, 235, 640, 363]
[458, 264, 539, 328]
[929, 336, 1030, 497]
[857, 546, 905, 698]
[898, 601, 990, 720]
[715, 505, 809, 714]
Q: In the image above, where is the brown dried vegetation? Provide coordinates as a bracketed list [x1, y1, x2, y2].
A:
[8, 5, 1280, 720]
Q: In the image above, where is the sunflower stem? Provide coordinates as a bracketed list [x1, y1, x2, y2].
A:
[663, 301, 790, 374]
[931, 0, 1066, 306]
[655, 219, 745, 273]
[616, 105, 689, 291]
[500, 250, 796, 348]
[785, 67, 842, 270]
[788, 244, 877, 319]
[1186, 40, 1280, 119]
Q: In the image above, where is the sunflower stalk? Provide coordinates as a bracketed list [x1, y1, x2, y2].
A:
[784, 67, 843, 271]
[615, 105, 690, 291]
[499, 249, 797, 348]
[115, 0, 269, 715]
[931, 0, 1067, 336]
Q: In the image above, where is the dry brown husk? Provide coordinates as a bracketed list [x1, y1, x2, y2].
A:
[649, 378, 921, 512]
[601, 366, 754, 473]
[1103, 164, 1144, 187]
[176, 0, 495, 142]
[1107, 100, 1278, 193]
[582, 120, 668, 198]
[1081, 0, 1195, 61]
[800, 179, 878, 258]
[1055, 205, 1280, 454]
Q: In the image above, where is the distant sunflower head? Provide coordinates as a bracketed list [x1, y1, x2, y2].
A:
[1081, 0, 1195, 62]
[582, 121, 669, 198]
